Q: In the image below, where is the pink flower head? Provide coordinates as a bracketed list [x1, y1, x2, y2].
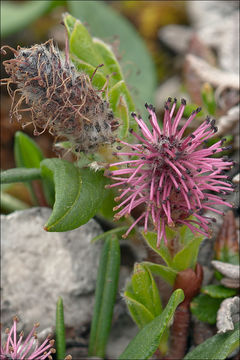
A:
[105, 98, 234, 246]
[0, 316, 55, 360]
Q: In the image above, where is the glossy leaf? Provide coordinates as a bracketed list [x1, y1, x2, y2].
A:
[184, 322, 240, 360]
[142, 261, 177, 285]
[41, 159, 106, 231]
[1, 168, 41, 184]
[190, 294, 222, 324]
[56, 297, 66, 360]
[118, 289, 184, 359]
[201, 285, 237, 299]
[67, 1, 157, 112]
[88, 235, 120, 357]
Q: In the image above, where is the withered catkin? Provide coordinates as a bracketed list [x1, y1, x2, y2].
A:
[1, 39, 118, 153]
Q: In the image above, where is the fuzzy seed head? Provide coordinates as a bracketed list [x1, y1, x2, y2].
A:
[106, 99, 234, 246]
[1, 40, 117, 153]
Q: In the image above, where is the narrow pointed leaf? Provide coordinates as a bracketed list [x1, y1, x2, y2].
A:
[118, 289, 184, 359]
[1, 168, 41, 184]
[88, 235, 120, 357]
[56, 297, 66, 360]
[184, 322, 240, 360]
[14, 131, 44, 168]
[124, 291, 154, 328]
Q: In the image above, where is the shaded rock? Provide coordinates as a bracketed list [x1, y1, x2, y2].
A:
[1, 207, 103, 333]
[158, 25, 192, 54]
[217, 297, 240, 333]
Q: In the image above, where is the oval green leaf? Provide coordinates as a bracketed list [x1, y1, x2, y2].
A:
[201, 285, 237, 299]
[190, 293, 222, 325]
[41, 159, 107, 231]
[142, 261, 177, 286]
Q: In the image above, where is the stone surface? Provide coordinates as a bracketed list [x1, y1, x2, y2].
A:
[1, 207, 103, 333]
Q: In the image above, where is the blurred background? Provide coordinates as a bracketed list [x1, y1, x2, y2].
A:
[1, 0, 239, 206]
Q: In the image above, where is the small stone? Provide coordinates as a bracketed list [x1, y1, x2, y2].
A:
[217, 297, 240, 333]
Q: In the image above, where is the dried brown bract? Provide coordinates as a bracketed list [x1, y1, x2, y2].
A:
[1, 39, 118, 153]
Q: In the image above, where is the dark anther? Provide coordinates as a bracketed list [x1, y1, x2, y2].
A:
[164, 104, 169, 111]
[129, 128, 133, 133]
[167, 97, 172, 102]
[131, 112, 136, 117]
[213, 126, 218, 133]
[212, 149, 217, 153]
[197, 168, 202, 172]
[222, 145, 232, 151]
[196, 107, 202, 113]
[186, 169, 191, 174]
[193, 186, 197, 189]
[116, 146, 122, 150]
[145, 103, 149, 108]
[206, 116, 211, 124]
[210, 119, 216, 126]
[181, 175, 186, 180]
[162, 200, 166, 204]
[181, 98, 186, 105]
[190, 134, 195, 138]
[221, 138, 227, 144]
[174, 97, 177, 103]
[188, 142, 192, 146]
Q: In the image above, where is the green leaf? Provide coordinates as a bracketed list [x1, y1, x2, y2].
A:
[172, 235, 204, 271]
[201, 285, 237, 299]
[142, 261, 177, 286]
[88, 235, 120, 357]
[41, 159, 106, 231]
[1, 1, 54, 38]
[201, 83, 217, 116]
[56, 297, 66, 360]
[1, 192, 30, 212]
[14, 131, 44, 169]
[91, 226, 128, 243]
[133, 264, 162, 316]
[124, 290, 155, 328]
[184, 322, 240, 360]
[67, 1, 157, 112]
[190, 294, 222, 324]
[1, 168, 41, 184]
[93, 37, 123, 84]
[64, 13, 104, 70]
[108, 80, 136, 138]
[142, 231, 173, 267]
[118, 289, 184, 359]
[14, 131, 45, 205]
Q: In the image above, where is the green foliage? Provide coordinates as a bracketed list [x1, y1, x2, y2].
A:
[190, 294, 222, 324]
[124, 263, 163, 328]
[41, 159, 107, 231]
[184, 323, 240, 360]
[124, 263, 169, 354]
[56, 297, 66, 360]
[142, 261, 177, 286]
[63, 12, 136, 141]
[88, 235, 120, 358]
[201, 83, 217, 116]
[201, 284, 237, 299]
[14, 131, 44, 169]
[0, 168, 41, 184]
[67, 1, 157, 113]
[143, 227, 204, 272]
[1, 0, 58, 37]
[91, 226, 128, 243]
[118, 289, 184, 359]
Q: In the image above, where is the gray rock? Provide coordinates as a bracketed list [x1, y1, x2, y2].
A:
[1, 207, 103, 333]
[158, 25, 193, 54]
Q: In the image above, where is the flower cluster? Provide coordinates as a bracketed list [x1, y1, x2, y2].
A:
[0, 316, 55, 360]
[105, 98, 234, 245]
[1, 40, 118, 153]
